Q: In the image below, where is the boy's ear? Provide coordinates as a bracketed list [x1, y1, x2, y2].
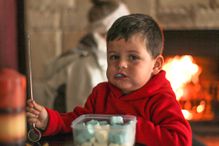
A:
[152, 55, 164, 75]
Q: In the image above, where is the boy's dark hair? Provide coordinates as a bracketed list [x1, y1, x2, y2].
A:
[107, 13, 164, 58]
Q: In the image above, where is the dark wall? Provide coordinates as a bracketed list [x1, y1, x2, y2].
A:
[163, 30, 219, 58]
[17, 0, 26, 75]
[163, 30, 219, 80]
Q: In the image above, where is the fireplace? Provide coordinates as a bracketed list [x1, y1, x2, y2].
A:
[163, 30, 219, 135]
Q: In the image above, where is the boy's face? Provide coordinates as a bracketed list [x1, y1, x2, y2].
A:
[106, 33, 162, 94]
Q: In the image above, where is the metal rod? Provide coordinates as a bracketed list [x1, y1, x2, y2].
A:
[26, 35, 42, 142]
[27, 34, 33, 100]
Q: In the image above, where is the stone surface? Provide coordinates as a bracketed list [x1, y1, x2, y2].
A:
[25, 0, 219, 82]
[62, 31, 86, 53]
[28, 31, 62, 80]
[27, 10, 61, 30]
[196, 9, 219, 28]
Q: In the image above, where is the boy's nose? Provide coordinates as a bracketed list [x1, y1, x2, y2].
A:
[117, 60, 128, 69]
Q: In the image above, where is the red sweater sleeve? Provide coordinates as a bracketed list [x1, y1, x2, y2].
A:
[43, 106, 91, 136]
[42, 108, 73, 136]
[136, 95, 192, 146]
[42, 87, 97, 136]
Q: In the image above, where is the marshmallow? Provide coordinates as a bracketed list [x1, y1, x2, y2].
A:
[81, 142, 92, 146]
[110, 116, 124, 125]
[93, 142, 108, 146]
[95, 130, 108, 143]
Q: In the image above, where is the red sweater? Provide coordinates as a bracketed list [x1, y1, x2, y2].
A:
[43, 70, 192, 146]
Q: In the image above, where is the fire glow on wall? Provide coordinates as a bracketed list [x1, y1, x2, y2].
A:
[163, 55, 216, 121]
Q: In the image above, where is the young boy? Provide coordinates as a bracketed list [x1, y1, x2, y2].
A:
[26, 14, 192, 146]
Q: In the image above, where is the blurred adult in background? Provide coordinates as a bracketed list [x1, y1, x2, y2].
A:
[33, 0, 130, 112]
[65, 0, 130, 112]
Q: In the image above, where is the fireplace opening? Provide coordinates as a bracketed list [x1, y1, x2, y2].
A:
[163, 30, 219, 135]
[163, 55, 218, 121]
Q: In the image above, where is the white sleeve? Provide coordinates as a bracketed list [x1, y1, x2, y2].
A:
[66, 55, 107, 112]
[33, 53, 78, 109]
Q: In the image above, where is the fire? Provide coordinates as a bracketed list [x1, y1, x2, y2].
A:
[196, 100, 206, 113]
[163, 55, 208, 120]
[163, 55, 215, 121]
[181, 109, 193, 120]
[163, 55, 202, 101]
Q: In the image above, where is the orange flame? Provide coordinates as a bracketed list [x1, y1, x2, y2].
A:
[163, 55, 202, 100]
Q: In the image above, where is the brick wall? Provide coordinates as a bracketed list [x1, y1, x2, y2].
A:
[25, 0, 219, 80]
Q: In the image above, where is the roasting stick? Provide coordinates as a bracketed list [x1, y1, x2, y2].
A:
[27, 34, 42, 142]
[27, 35, 34, 101]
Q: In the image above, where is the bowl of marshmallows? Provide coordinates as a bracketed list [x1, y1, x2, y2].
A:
[71, 114, 137, 146]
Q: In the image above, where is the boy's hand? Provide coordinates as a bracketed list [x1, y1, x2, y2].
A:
[26, 99, 48, 130]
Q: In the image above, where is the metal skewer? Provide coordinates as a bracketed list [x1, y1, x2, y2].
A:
[26, 34, 42, 143]
[27, 35, 34, 100]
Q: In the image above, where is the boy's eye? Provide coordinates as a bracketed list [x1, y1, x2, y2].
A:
[129, 55, 139, 61]
[108, 54, 120, 60]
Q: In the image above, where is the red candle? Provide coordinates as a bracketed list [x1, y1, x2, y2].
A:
[0, 68, 26, 109]
[0, 68, 26, 145]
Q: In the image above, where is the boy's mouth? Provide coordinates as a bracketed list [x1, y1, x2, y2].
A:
[114, 73, 127, 78]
